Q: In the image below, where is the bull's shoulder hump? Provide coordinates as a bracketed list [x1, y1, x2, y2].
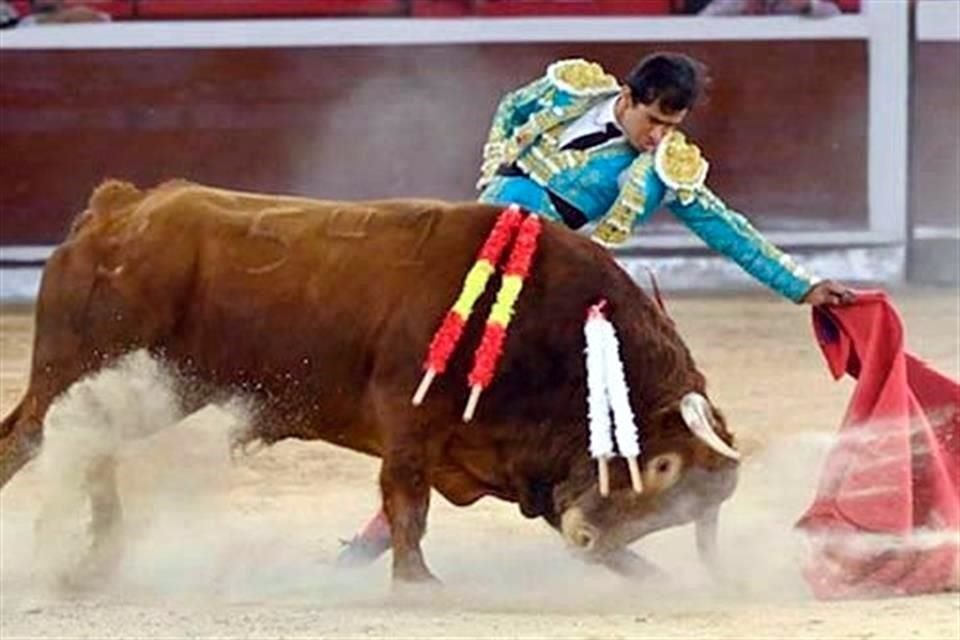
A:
[88, 179, 148, 214]
[68, 179, 159, 239]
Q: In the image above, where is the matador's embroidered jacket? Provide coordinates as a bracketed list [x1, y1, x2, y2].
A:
[477, 58, 820, 303]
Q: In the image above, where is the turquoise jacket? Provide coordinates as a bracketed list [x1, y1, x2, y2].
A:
[477, 59, 820, 303]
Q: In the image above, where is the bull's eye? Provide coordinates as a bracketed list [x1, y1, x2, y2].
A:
[643, 452, 684, 491]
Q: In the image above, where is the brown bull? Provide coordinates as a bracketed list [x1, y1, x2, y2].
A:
[0, 180, 739, 583]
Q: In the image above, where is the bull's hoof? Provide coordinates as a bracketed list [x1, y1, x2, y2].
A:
[335, 534, 391, 568]
[390, 569, 442, 601]
[33, 485, 126, 592]
[391, 551, 441, 587]
[34, 518, 126, 592]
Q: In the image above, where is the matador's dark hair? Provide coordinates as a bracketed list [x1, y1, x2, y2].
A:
[624, 52, 708, 113]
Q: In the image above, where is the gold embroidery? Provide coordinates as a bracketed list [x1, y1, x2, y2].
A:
[547, 59, 619, 96]
[477, 77, 551, 188]
[516, 150, 554, 186]
[591, 213, 630, 246]
[591, 155, 653, 246]
[481, 70, 609, 182]
[655, 130, 709, 205]
[516, 131, 575, 184]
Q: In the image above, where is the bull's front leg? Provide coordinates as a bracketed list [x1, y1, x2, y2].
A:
[600, 547, 667, 581]
[379, 443, 436, 583]
[695, 505, 722, 578]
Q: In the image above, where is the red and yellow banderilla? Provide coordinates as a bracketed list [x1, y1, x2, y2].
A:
[411, 205, 543, 423]
[411, 204, 524, 406]
[463, 214, 542, 422]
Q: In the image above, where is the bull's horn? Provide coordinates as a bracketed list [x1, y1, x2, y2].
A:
[679, 393, 740, 460]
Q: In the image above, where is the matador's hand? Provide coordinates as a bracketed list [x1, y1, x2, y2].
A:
[802, 280, 857, 306]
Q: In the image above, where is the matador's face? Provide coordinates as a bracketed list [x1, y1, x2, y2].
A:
[615, 89, 688, 153]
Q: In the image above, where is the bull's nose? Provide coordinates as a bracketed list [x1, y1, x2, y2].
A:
[561, 508, 599, 552]
[571, 527, 596, 550]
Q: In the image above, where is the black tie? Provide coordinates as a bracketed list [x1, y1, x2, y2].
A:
[561, 122, 622, 151]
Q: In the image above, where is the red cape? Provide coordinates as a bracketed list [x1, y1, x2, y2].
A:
[796, 291, 960, 599]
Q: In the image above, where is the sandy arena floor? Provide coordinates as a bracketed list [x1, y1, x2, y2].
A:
[1, 290, 959, 639]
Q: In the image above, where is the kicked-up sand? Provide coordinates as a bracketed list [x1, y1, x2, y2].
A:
[1, 289, 958, 639]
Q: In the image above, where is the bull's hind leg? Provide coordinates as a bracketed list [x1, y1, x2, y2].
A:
[32, 350, 184, 587]
[0, 399, 44, 489]
[34, 454, 125, 589]
[86, 456, 123, 559]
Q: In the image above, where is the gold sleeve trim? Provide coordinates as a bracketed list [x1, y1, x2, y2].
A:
[697, 187, 821, 287]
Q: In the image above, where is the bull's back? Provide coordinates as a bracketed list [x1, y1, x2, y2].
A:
[149, 183, 507, 388]
[129, 182, 508, 353]
[57, 181, 504, 337]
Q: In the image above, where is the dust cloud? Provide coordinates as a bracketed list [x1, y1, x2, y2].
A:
[2, 350, 851, 613]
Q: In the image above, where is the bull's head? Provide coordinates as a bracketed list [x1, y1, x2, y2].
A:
[554, 392, 739, 564]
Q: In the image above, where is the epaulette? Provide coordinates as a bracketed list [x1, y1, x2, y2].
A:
[546, 59, 619, 97]
[654, 130, 710, 205]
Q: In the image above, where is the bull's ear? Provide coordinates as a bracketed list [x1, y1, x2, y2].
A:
[645, 400, 691, 439]
[642, 401, 703, 439]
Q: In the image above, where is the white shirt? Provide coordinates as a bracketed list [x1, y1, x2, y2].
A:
[556, 95, 632, 189]
[557, 95, 624, 150]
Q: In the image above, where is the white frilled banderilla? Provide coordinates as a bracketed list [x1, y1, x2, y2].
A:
[583, 299, 644, 497]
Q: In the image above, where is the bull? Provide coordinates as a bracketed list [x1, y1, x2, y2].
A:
[0, 180, 739, 583]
